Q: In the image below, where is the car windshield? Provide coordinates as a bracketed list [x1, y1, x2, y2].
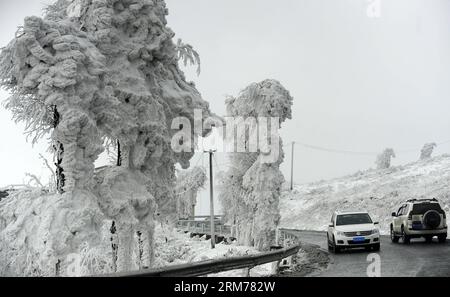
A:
[336, 213, 372, 226]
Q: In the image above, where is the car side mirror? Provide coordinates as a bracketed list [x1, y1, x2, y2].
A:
[374, 222, 379, 225]
[391, 212, 396, 217]
[328, 224, 334, 228]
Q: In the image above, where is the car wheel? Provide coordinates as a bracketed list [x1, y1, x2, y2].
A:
[425, 236, 433, 243]
[327, 234, 333, 251]
[373, 243, 380, 251]
[401, 226, 410, 244]
[332, 235, 341, 254]
[438, 234, 447, 243]
[390, 226, 399, 243]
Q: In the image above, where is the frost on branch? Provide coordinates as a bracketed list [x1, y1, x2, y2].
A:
[175, 166, 206, 220]
[176, 39, 201, 76]
[375, 148, 395, 169]
[0, 0, 210, 276]
[420, 143, 436, 160]
[218, 79, 293, 251]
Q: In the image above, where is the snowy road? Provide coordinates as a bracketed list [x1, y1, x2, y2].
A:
[288, 230, 450, 277]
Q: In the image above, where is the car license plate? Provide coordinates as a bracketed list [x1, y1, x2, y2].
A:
[412, 223, 423, 230]
[353, 236, 365, 242]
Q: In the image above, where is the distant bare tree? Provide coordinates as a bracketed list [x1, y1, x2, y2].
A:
[420, 143, 436, 160]
[376, 148, 395, 169]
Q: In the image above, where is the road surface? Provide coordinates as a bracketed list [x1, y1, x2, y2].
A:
[287, 230, 450, 277]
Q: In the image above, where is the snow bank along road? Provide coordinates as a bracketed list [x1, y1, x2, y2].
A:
[287, 230, 450, 277]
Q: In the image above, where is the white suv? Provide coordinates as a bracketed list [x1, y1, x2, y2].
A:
[327, 211, 380, 253]
[390, 198, 447, 244]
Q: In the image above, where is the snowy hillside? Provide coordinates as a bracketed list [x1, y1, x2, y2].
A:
[280, 154, 450, 234]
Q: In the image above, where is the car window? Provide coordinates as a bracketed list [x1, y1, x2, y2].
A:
[336, 213, 372, 226]
[411, 203, 444, 215]
[402, 204, 409, 215]
[404, 204, 410, 215]
[397, 206, 404, 216]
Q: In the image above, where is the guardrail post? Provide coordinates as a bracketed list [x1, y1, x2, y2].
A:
[283, 255, 293, 267]
[270, 245, 283, 275]
[245, 267, 252, 277]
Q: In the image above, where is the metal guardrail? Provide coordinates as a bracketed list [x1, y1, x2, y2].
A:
[103, 244, 300, 277]
[184, 215, 224, 220]
[176, 221, 303, 247]
[176, 220, 233, 238]
[175, 218, 306, 242]
[278, 228, 301, 243]
[100, 225, 302, 277]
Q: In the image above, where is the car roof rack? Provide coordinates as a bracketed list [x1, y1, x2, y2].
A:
[406, 198, 438, 203]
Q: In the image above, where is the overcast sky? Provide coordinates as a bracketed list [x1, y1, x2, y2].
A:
[1, 0, 450, 213]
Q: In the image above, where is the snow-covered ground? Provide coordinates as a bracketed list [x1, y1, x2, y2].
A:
[154, 225, 273, 277]
[280, 154, 450, 234]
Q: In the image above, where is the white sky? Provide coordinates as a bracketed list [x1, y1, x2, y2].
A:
[1, 0, 450, 213]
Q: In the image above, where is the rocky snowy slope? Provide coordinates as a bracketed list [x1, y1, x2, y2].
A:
[280, 154, 450, 234]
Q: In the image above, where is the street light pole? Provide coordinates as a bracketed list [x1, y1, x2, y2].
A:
[205, 149, 216, 249]
[290, 141, 295, 191]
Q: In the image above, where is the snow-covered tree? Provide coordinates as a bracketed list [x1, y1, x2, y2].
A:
[0, 0, 210, 276]
[218, 79, 293, 251]
[175, 166, 207, 220]
[420, 143, 436, 160]
[375, 148, 396, 169]
[176, 39, 201, 76]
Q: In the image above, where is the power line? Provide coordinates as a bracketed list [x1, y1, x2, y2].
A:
[438, 140, 450, 145]
[291, 141, 378, 156]
[284, 139, 450, 157]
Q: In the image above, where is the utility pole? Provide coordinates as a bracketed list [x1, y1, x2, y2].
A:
[205, 149, 217, 249]
[290, 141, 295, 191]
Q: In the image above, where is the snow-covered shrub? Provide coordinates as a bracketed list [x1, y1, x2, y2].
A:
[0, 0, 210, 276]
[375, 148, 395, 169]
[420, 143, 436, 160]
[175, 166, 207, 220]
[218, 79, 293, 251]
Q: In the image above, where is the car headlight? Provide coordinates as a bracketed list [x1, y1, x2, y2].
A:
[336, 231, 345, 236]
[372, 229, 379, 235]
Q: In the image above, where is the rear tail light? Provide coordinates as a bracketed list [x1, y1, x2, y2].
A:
[444, 212, 446, 219]
[407, 212, 412, 220]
